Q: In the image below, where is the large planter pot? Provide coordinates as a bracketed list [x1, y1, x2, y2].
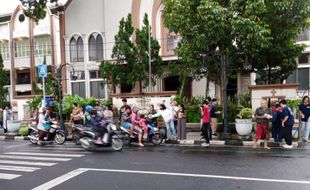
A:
[235, 119, 253, 136]
[6, 120, 21, 133]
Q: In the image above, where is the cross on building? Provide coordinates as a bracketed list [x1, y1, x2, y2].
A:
[271, 89, 277, 97]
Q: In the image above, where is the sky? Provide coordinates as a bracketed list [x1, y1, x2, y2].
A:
[0, 0, 68, 15]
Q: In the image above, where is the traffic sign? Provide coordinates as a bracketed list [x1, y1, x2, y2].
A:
[38, 64, 47, 78]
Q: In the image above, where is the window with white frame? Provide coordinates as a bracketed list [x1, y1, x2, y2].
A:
[0, 41, 10, 60]
[70, 36, 84, 62]
[167, 33, 181, 51]
[14, 39, 30, 58]
[89, 70, 105, 99]
[34, 36, 51, 56]
[88, 33, 103, 61]
[71, 71, 86, 98]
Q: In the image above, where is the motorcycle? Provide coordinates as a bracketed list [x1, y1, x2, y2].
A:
[79, 122, 124, 151]
[71, 124, 90, 145]
[28, 121, 66, 145]
[120, 120, 163, 145]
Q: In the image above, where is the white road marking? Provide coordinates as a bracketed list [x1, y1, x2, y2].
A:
[0, 165, 40, 172]
[0, 160, 57, 166]
[5, 152, 84, 158]
[32, 168, 310, 190]
[32, 168, 88, 190]
[0, 173, 21, 180]
[0, 155, 71, 162]
[30, 147, 86, 151]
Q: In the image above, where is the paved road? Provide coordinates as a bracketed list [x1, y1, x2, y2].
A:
[1, 141, 310, 190]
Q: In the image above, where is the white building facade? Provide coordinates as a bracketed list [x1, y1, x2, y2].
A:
[0, 5, 61, 120]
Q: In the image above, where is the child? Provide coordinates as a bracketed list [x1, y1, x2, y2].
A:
[139, 114, 148, 139]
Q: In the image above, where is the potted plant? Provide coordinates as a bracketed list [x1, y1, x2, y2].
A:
[235, 108, 253, 136]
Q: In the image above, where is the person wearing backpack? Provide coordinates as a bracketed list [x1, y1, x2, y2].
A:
[280, 99, 295, 149]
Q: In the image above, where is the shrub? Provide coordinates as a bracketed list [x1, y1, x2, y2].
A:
[237, 108, 253, 119]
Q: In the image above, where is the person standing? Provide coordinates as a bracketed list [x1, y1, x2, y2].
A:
[176, 104, 187, 140]
[151, 104, 176, 141]
[201, 100, 211, 147]
[147, 105, 157, 127]
[272, 103, 282, 142]
[281, 99, 295, 149]
[70, 103, 84, 125]
[253, 99, 272, 149]
[210, 98, 221, 136]
[299, 96, 310, 143]
[0, 108, 3, 129]
[3, 106, 12, 133]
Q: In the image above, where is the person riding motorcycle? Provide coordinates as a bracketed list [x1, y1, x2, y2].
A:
[37, 107, 51, 145]
[89, 107, 110, 144]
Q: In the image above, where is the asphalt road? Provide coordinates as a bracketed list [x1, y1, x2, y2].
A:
[1, 141, 310, 190]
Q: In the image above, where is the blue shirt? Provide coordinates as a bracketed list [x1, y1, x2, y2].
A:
[299, 103, 310, 122]
[282, 106, 294, 127]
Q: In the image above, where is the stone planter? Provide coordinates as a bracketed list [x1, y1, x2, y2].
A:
[235, 119, 253, 136]
[6, 120, 21, 133]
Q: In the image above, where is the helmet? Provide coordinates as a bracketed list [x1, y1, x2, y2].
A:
[85, 105, 93, 113]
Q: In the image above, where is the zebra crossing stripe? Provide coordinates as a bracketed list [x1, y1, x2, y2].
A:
[0, 173, 21, 180]
[0, 155, 71, 162]
[0, 160, 57, 166]
[5, 152, 84, 158]
[30, 147, 86, 151]
[0, 165, 40, 172]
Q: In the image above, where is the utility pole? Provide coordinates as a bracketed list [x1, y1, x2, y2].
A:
[148, 18, 152, 92]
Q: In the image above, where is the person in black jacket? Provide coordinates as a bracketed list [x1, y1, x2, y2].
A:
[272, 103, 282, 142]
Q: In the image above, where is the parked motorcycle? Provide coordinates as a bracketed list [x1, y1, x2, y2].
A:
[79, 122, 123, 151]
[120, 120, 163, 145]
[28, 121, 66, 145]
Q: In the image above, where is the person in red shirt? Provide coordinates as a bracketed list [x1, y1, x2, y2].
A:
[201, 100, 212, 147]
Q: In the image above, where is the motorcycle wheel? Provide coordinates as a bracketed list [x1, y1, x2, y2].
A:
[80, 137, 92, 150]
[29, 130, 38, 144]
[111, 138, 123, 151]
[54, 131, 66, 145]
[72, 131, 81, 145]
[151, 133, 163, 145]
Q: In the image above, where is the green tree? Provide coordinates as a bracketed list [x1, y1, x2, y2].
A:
[0, 54, 9, 107]
[163, 0, 310, 91]
[19, 0, 58, 22]
[163, 0, 271, 96]
[253, 1, 310, 84]
[99, 14, 163, 93]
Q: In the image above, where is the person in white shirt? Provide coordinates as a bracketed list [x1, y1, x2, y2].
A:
[3, 106, 12, 133]
[151, 104, 176, 140]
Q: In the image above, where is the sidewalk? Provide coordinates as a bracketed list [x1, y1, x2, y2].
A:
[178, 132, 300, 148]
[0, 129, 302, 148]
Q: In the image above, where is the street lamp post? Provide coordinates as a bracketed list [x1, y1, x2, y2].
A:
[221, 54, 230, 139]
[55, 63, 76, 129]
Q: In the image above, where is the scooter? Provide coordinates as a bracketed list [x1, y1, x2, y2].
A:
[79, 122, 124, 151]
[120, 120, 163, 145]
[71, 124, 90, 145]
[28, 121, 66, 145]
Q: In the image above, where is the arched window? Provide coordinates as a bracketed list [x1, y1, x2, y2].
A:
[88, 33, 104, 61]
[70, 36, 84, 62]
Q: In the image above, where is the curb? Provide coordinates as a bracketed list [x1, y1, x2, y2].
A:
[0, 135, 29, 141]
[0, 134, 301, 148]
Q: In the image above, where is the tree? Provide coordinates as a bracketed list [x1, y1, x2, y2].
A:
[19, 0, 58, 22]
[163, 0, 271, 96]
[163, 0, 310, 91]
[99, 14, 163, 93]
[253, 1, 310, 84]
[0, 54, 9, 107]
